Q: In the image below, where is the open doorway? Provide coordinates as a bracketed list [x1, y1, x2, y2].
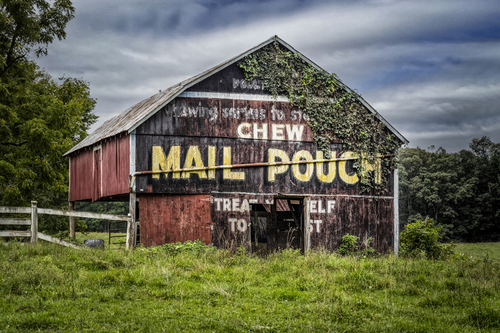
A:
[251, 197, 304, 254]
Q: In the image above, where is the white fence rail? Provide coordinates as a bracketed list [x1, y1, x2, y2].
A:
[0, 201, 134, 249]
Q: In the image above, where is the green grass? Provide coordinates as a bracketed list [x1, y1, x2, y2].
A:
[0, 243, 499, 332]
[454, 243, 500, 261]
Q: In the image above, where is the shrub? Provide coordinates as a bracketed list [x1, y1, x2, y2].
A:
[400, 218, 455, 260]
[338, 233, 359, 256]
[338, 233, 376, 256]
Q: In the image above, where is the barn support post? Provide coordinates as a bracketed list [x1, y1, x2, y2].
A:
[126, 192, 137, 249]
[303, 197, 311, 252]
[69, 201, 75, 239]
[31, 201, 38, 244]
[394, 168, 399, 255]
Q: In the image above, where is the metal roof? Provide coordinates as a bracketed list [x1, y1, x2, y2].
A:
[64, 35, 408, 156]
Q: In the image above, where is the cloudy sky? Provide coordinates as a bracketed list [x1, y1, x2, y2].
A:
[37, 0, 500, 152]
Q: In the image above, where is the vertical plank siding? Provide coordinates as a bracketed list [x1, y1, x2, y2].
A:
[101, 134, 130, 198]
[308, 196, 394, 253]
[208, 193, 393, 253]
[69, 148, 93, 201]
[209, 193, 269, 251]
[139, 194, 211, 247]
[69, 134, 129, 202]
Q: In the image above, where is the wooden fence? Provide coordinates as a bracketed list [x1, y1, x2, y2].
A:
[0, 201, 135, 249]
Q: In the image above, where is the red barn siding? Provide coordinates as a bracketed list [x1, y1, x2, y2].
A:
[69, 148, 93, 201]
[101, 134, 130, 198]
[139, 194, 211, 247]
[69, 134, 130, 202]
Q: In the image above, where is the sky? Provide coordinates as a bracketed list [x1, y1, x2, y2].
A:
[36, 0, 500, 152]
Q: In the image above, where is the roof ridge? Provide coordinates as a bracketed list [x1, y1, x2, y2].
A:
[64, 35, 407, 156]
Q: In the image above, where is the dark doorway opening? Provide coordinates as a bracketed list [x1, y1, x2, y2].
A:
[251, 197, 304, 254]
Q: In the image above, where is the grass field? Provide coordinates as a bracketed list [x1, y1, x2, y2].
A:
[1, 241, 499, 332]
[454, 243, 500, 261]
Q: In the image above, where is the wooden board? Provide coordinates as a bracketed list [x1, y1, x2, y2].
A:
[138, 194, 211, 247]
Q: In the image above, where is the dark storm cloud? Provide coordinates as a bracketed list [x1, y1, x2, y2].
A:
[36, 0, 500, 152]
[75, 0, 335, 36]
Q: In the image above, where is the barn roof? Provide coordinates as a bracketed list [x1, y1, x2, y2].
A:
[64, 35, 408, 156]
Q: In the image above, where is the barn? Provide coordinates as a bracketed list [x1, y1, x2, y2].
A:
[64, 36, 408, 253]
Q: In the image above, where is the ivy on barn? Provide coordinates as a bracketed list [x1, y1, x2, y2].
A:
[238, 40, 399, 194]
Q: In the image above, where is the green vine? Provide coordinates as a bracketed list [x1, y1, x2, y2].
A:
[239, 40, 399, 194]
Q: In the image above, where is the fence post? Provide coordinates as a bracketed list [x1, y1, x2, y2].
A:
[303, 197, 310, 252]
[31, 201, 38, 244]
[69, 201, 75, 239]
[126, 192, 137, 249]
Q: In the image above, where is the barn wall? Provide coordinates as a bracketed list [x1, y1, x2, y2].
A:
[135, 98, 315, 142]
[308, 196, 394, 253]
[69, 134, 130, 202]
[135, 134, 393, 197]
[139, 194, 211, 247]
[186, 61, 273, 96]
[101, 134, 130, 198]
[209, 193, 393, 253]
[210, 193, 274, 251]
[69, 148, 93, 201]
[132, 62, 396, 252]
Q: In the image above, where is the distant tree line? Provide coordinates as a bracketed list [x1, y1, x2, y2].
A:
[399, 136, 500, 242]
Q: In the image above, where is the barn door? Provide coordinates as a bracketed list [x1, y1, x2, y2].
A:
[252, 198, 304, 254]
[93, 147, 101, 201]
[250, 208, 270, 254]
[273, 198, 303, 252]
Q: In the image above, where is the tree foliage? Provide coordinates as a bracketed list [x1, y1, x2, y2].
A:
[75, 201, 129, 232]
[0, 57, 96, 209]
[399, 137, 500, 242]
[0, 0, 74, 77]
[0, 0, 96, 235]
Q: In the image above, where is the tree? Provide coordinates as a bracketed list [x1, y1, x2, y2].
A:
[0, 61, 97, 207]
[460, 137, 500, 241]
[0, 0, 96, 233]
[399, 138, 500, 242]
[0, 0, 75, 77]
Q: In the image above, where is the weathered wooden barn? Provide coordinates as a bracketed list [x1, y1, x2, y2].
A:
[64, 36, 408, 253]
